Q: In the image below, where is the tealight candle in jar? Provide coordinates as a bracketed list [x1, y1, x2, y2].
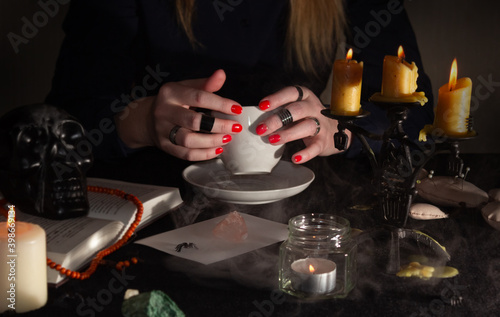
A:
[279, 214, 357, 299]
[290, 258, 337, 294]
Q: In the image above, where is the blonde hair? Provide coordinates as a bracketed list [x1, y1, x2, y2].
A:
[174, 0, 199, 47]
[175, 0, 346, 78]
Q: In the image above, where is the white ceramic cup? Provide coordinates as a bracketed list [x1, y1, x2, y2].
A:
[214, 106, 285, 175]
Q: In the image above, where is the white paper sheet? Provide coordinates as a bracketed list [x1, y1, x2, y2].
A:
[135, 213, 289, 265]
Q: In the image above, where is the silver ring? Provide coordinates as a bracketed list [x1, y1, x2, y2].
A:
[308, 117, 320, 137]
[295, 86, 303, 101]
[169, 125, 181, 145]
[277, 108, 293, 127]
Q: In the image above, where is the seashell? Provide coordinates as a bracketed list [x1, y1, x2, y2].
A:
[123, 289, 140, 300]
[410, 203, 448, 220]
[416, 169, 429, 180]
[481, 201, 500, 231]
[416, 176, 488, 208]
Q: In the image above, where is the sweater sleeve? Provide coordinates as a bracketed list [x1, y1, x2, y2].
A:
[343, 0, 434, 157]
[46, 0, 142, 160]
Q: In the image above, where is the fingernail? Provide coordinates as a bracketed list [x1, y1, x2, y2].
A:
[268, 134, 280, 144]
[256, 123, 268, 135]
[231, 105, 242, 114]
[216, 147, 223, 155]
[232, 123, 242, 133]
[293, 155, 302, 163]
[259, 100, 270, 110]
[222, 135, 232, 143]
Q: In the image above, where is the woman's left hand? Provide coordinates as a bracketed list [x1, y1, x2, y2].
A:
[254, 85, 351, 164]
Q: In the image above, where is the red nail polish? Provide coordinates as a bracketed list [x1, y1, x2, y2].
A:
[231, 105, 242, 114]
[268, 134, 280, 144]
[216, 147, 223, 155]
[259, 100, 270, 110]
[256, 123, 268, 135]
[222, 135, 232, 143]
[293, 155, 302, 163]
[232, 124, 242, 133]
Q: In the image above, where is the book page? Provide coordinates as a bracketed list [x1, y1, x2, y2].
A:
[86, 178, 183, 229]
[45, 219, 124, 285]
[86, 190, 136, 224]
[15, 212, 121, 254]
[11, 210, 124, 285]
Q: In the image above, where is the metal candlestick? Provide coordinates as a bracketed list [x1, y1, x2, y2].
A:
[321, 100, 476, 228]
[322, 100, 476, 274]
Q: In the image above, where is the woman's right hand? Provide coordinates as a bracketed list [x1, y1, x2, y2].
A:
[115, 69, 243, 161]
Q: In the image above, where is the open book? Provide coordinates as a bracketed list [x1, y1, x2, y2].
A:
[7, 178, 183, 285]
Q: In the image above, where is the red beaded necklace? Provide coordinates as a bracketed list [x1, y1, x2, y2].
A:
[1, 185, 143, 280]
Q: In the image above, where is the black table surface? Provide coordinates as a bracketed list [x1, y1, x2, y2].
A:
[11, 153, 500, 317]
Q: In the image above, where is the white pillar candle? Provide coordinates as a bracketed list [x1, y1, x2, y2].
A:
[291, 258, 337, 294]
[0, 207, 47, 313]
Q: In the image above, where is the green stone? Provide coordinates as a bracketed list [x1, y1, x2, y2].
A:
[122, 290, 185, 317]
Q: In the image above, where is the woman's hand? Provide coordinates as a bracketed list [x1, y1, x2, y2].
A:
[115, 69, 243, 161]
[254, 85, 351, 164]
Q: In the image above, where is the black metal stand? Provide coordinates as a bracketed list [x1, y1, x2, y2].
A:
[322, 101, 476, 228]
[322, 100, 476, 272]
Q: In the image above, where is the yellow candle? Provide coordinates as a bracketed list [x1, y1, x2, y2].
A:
[0, 206, 47, 314]
[330, 48, 363, 115]
[381, 46, 418, 97]
[433, 58, 472, 136]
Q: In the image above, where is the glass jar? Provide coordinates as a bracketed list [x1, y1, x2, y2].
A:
[279, 213, 357, 299]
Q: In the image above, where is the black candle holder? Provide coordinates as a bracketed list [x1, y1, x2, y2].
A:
[321, 100, 476, 228]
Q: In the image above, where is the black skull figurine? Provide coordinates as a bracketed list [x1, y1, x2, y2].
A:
[0, 104, 93, 219]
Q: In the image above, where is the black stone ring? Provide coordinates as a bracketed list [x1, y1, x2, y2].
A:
[295, 85, 304, 102]
[169, 125, 181, 145]
[199, 114, 215, 133]
[277, 108, 294, 127]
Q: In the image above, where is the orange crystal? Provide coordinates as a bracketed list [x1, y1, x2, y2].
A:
[213, 211, 248, 242]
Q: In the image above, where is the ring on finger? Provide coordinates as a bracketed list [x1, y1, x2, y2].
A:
[277, 108, 294, 127]
[294, 85, 304, 102]
[169, 125, 181, 145]
[307, 117, 321, 137]
[199, 114, 215, 133]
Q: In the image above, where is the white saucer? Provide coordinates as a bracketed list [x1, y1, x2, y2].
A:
[182, 159, 315, 205]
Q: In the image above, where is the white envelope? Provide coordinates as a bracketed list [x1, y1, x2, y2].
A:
[135, 213, 289, 265]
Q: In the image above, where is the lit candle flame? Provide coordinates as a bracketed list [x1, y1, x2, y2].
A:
[346, 48, 353, 61]
[309, 264, 315, 274]
[397, 45, 405, 61]
[449, 58, 458, 91]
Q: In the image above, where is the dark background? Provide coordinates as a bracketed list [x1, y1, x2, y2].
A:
[1, 0, 499, 153]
